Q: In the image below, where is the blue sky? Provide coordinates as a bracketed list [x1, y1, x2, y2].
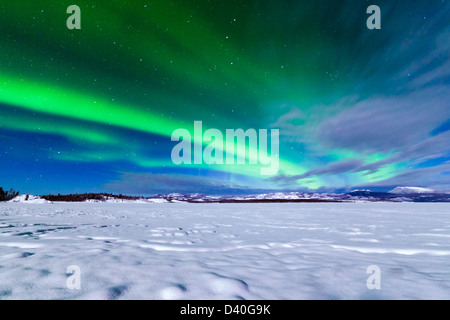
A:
[0, 1, 449, 195]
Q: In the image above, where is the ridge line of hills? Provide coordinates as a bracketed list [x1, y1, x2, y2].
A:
[4, 187, 450, 203]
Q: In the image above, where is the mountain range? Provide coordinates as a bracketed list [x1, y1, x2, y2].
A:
[7, 187, 449, 203]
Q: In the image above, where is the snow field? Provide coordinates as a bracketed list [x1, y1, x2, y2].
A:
[0, 202, 449, 299]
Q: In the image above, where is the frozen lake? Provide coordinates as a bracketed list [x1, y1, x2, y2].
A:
[0, 202, 449, 300]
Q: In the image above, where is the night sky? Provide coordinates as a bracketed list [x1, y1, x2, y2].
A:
[0, 1, 449, 195]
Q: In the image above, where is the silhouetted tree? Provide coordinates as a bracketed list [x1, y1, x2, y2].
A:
[0, 187, 19, 201]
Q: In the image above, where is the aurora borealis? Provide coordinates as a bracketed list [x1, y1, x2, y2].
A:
[0, 1, 449, 195]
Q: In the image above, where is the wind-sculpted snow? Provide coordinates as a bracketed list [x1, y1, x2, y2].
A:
[0, 202, 449, 299]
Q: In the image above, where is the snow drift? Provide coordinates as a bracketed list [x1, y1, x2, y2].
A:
[8, 194, 52, 204]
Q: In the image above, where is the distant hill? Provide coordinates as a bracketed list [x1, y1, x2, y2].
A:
[388, 187, 436, 194]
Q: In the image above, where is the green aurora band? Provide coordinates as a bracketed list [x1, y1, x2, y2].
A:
[0, 0, 448, 194]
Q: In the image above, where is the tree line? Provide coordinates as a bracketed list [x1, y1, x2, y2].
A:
[41, 193, 141, 202]
[0, 187, 19, 201]
[0, 188, 144, 202]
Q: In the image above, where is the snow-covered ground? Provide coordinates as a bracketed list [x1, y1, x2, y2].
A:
[0, 202, 449, 300]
